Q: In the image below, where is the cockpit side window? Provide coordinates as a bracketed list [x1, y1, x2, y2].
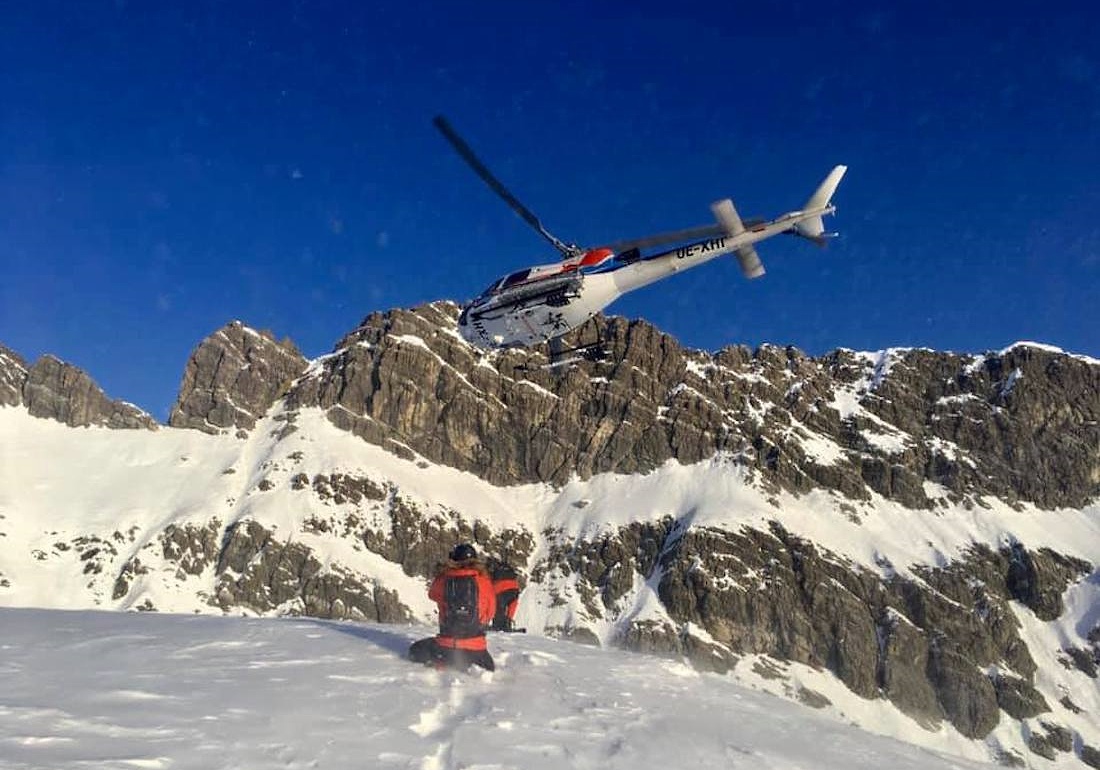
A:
[501, 269, 531, 289]
[477, 269, 532, 299]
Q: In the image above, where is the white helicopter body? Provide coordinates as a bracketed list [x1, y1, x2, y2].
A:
[434, 116, 847, 360]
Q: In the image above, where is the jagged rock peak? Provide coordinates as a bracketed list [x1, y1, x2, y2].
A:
[0, 346, 157, 430]
[169, 321, 308, 435]
[0, 344, 29, 407]
[288, 305, 1099, 508]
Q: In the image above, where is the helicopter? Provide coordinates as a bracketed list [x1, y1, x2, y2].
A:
[435, 115, 847, 365]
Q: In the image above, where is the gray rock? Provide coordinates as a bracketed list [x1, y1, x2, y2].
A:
[926, 642, 1000, 738]
[6, 307, 1099, 509]
[524, 515, 1076, 739]
[162, 521, 222, 578]
[169, 321, 307, 433]
[1060, 695, 1084, 714]
[1028, 734, 1058, 761]
[992, 673, 1049, 718]
[0, 344, 28, 407]
[1039, 722, 1074, 752]
[21, 355, 157, 429]
[213, 518, 408, 622]
[1004, 544, 1090, 620]
[1063, 645, 1099, 678]
[282, 305, 1100, 510]
[877, 610, 942, 725]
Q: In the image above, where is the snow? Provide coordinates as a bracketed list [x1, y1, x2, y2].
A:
[926, 435, 978, 468]
[514, 379, 559, 400]
[827, 350, 898, 420]
[3, 402, 1100, 766]
[3, 403, 1099, 615]
[391, 333, 433, 352]
[784, 417, 846, 466]
[962, 341, 1100, 371]
[936, 393, 983, 406]
[999, 341, 1100, 366]
[861, 427, 909, 455]
[0, 349, 27, 372]
[1000, 367, 1023, 396]
[0, 607, 994, 770]
[299, 349, 344, 381]
[1010, 573, 1100, 727]
[683, 358, 715, 379]
[868, 348, 906, 389]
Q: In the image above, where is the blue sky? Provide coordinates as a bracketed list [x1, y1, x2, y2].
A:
[3, 2, 1098, 419]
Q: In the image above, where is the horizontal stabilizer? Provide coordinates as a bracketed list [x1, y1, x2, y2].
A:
[712, 199, 765, 278]
[710, 198, 746, 236]
[735, 245, 765, 279]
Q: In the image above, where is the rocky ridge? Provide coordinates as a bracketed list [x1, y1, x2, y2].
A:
[0, 344, 155, 429]
[3, 305, 1100, 766]
[267, 303, 1097, 509]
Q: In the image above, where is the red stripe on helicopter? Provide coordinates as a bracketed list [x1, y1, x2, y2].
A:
[578, 248, 614, 268]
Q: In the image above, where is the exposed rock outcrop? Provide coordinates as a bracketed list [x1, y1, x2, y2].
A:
[212, 519, 410, 622]
[0, 345, 29, 407]
[525, 519, 1089, 739]
[286, 304, 1100, 509]
[169, 321, 308, 434]
[0, 347, 156, 429]
[5, 305, 1099, 756]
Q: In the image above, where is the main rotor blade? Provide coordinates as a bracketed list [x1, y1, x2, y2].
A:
[433, 115, 577, 258]
[601, 223, 726, 254]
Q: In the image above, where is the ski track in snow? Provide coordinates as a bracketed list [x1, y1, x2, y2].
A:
[0, 608, 996, 770]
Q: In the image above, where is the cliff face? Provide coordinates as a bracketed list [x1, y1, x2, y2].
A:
[0, 344, 155, 429]
[554, 519, 1087, 738]
[168, 321, 308, 435]
[3, 306, 1099, 764]
[0, 345, 28, 407]
[273, 304, 1095, 750]
[280, 303, 1098, 509]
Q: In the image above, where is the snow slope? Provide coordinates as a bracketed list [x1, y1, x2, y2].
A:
[3, 404, 1098, 615]
[0, 607, 993, 770]
[2, 394, 1099, 767]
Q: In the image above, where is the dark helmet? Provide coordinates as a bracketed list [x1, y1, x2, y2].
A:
[449, 543, 477, 562]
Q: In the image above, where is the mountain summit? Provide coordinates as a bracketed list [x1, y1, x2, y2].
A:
[1, 305, 1098, 766]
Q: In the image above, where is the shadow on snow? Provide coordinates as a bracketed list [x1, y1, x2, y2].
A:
[304, 617, 423, 658]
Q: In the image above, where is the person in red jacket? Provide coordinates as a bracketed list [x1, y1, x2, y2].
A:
[488, 559, 521, 632]
[408, 543, 497, 671]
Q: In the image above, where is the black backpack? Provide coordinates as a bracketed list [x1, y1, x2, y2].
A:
[441, 574, 482, 638]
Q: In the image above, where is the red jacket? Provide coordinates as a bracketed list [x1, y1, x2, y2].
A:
[428, 563, 495, 651]
[491, 571, 520, 626]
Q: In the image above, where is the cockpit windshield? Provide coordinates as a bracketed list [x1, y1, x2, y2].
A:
[476, 279, 503, 299]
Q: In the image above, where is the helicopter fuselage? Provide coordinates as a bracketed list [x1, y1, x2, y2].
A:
[433, 115, 845, 357]
[457, 201, 833, 350]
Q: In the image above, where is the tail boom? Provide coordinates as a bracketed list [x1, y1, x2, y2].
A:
[611, 164, 846, 293]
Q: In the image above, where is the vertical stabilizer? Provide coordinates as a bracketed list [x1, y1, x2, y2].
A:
[793, 165, 847, 245]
